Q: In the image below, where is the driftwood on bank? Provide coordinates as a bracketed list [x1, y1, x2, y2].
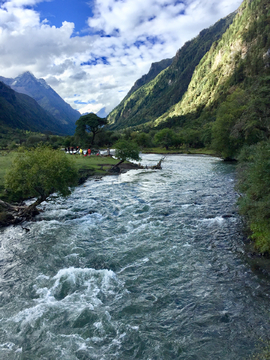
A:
[110, 157, 165, 173]
[0, 199, 39, 227]
[149, 157, 164, 170]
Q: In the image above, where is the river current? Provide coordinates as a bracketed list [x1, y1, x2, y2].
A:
[0, 154, 270, 359]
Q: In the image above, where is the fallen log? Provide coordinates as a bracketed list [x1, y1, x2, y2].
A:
[149, 157, 165, 170]
[0, 199, 39, 227]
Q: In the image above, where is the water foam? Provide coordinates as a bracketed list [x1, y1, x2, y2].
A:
[10, 267, 122, 334]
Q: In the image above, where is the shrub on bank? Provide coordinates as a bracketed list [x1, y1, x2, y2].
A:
[237, 141, 270, 253]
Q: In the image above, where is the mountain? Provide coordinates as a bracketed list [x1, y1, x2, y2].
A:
[107, 12, 236, 129]
[108, 0, 270, 155]
[126, 58, 173, 98]
[151, 0, 270, 156]
[0, 81, 68, 134]
[96, 107, 108, 118]
[0, 72, 80, 134]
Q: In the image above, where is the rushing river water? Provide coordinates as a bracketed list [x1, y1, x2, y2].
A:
[0, 154, 270, 360]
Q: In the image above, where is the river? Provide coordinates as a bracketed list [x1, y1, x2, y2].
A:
[0, 154, 269, 359]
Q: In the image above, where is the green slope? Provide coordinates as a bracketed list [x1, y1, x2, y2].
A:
[125, 58, 173, 98]
[147, 0, 270, 159]
[108, 12, 236, 129]
[155, 0, 270, 124]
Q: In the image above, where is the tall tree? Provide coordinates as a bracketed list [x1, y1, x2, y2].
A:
[75, 113, 107, 146]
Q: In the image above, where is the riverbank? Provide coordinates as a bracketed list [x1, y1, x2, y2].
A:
[0, 151, 141, 200]
[0, 150, 145, 227]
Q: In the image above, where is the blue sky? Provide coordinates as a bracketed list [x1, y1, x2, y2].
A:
[0, 0, 243, 115]
[35, 0, 94, 34]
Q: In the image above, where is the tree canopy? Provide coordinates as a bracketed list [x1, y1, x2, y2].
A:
[154, 128, 175, 150]
[237, 140, 270, 253]
[5, 146, 78, 211]
[75, 113, 107, 146]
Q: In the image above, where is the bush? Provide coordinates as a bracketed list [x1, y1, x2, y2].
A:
[114, 140, 141, 164]
[237, 141, 270, 253]
[5, 146, 78, 206]
[154, 128, 174, 150]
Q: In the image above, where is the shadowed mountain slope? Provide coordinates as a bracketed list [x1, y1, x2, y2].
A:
[0, 72, 80, 134]
[0, 81, 68, 134]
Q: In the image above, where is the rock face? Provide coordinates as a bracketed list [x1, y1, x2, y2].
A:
[0, 72, 81, 134]
[96, 107, 108, 118]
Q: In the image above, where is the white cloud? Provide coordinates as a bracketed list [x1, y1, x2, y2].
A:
[0, 0, 243, 115]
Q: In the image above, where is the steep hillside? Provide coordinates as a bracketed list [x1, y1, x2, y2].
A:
[0, 81, 67, 134]
[126, 58, 173, 98]
[108, 12, 236, 129]
[145, 0, 270, 158]
[0, 72, 80, 134]
[155, 0, 270, 122]
[118, 0, 270, 251]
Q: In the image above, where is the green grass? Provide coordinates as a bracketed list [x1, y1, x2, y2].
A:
[142, 147, 218, 156]
[71, 153, 119, 174]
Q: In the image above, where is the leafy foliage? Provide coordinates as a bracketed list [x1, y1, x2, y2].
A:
[114, 140, 141, 164]
[154, 128, 175, 150]
[5, 146, 78, 205]
[211, 89, 247, 159]
[75, 113, 107, 146]
[237, 141, 270, 252]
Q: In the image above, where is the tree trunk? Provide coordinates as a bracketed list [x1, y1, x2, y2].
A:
[91, 131, 96, 145]
[110, 159, 124, 173]
[21, 196, 46, 218]
[0, 197, 44, 227]
[0, 199, 25, 212]
[114, 159, 124, 167]
[150, 157, 164, 169]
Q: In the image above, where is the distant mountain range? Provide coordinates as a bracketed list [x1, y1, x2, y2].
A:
[0, 72, 81, 135]
[96, 107, 108, 118]
[2, 0, 268, 143]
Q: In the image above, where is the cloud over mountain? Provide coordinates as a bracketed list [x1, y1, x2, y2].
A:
[0, 0, 242, 115]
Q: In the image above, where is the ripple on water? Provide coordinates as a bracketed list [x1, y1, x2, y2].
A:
[0, 267, 129, 358]
[0, 155, 270, 359]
